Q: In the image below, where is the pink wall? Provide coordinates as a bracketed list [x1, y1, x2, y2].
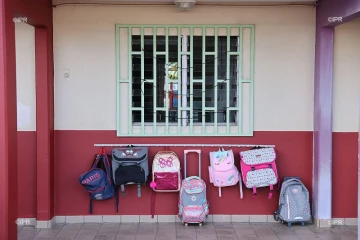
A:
[54, 130, 313, 216]
[17, 130, 357, 218]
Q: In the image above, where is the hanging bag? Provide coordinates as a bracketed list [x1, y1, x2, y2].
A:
[208, 147, 243, 198]
[150, 151, 182, 218]
[239, 147, 279, 199]
[79, 147, 117, 214]
[112, 146, 149, 197]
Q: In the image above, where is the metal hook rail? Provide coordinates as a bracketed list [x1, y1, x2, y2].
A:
[94, 144, 275, 148]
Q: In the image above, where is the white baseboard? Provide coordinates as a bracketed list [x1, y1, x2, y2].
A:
[17, 215, 358, 228]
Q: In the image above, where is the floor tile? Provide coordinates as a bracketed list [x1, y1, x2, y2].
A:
[277, 236, 300, 240]
[94, 235, 116, 240]
[196, 229, 216, 235]
[216, 229, 236, 235]
[238, 235, 259, 240]
[155, 233, 177, 240]
[115, 235, 136, 240]
[216, 234, 239, 240]
[74, 235, 96, 240]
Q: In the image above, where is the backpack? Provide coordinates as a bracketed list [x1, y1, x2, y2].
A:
[273, 177, 311, 227]
[150, 151, 182, 218]
[239, 147, 279, 199]
[178, 150, 209, 226]
[79, 147, 116, 214]
[208, 148, 243, 198]
[112, 147, 149, 197]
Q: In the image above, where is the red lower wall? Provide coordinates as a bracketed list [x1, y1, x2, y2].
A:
[18, 131, 36, 218]
[54, 130, 313, 216]
[332, 132, 358, 218]
[18, 130, 358, 218]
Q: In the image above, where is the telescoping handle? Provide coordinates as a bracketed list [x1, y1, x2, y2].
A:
[184, 150, 201, 179]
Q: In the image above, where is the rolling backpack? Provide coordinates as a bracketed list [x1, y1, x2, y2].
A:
[178, 150, 209, 226]
[79, 147, 116, 214]
[273, 177, 311, 227]
[208, 147, 243, 198]
[150, 151, 182, 218]
[112, 146, 149, 197]
[239, 147, 279, 199]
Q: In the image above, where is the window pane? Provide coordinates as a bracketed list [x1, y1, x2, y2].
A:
[169, 83, 178, 123]
[205, 55, 215, 107]
[144, 35, 154, 80]
[205, 36, 215, 52]
[156, 55, 166, 108]
[229, 110, 237, 123]
[132, 110, 141, 123]
[144, 82, 153, 122]
[156, 28, 165, 52]
[193, 83, 202, 115]
[157, 111, 166, 123]
[132, 54, 141, 108]
[168, 36, 178, 81]
[230, 36, 238, 52]
[193, 36, 202, 80]
[217, 36, 227, 79]
[217, 83, 226, 123]
[230, 55, 238, 107]
[132, 34, 141, 52]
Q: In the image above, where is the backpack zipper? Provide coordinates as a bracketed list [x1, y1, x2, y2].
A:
[88, 186, 105, 193]
[286, 194, 290, 220]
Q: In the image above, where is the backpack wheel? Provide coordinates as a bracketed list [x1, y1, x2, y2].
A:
[301, 222, 305, 226]
[199, 223, 202, 226]
[185, 223, 188, 226]
[287, 222, 292, 228]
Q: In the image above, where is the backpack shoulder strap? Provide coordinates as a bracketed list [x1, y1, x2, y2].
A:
[95, 147, 112, 183]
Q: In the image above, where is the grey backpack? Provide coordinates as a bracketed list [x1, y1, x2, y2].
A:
[273, 177, 311, 227]
[112, 147, 149, 197]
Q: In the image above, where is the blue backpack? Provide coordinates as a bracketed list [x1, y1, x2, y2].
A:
[79, 147, 117, 214]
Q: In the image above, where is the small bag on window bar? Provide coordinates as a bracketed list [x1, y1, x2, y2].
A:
[239, 147, 280, 199]
[112, 147, 149, 197]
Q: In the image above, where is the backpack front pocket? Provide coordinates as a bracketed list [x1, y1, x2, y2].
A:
[115, 165, 145, 185]
[213, 171, 238, 187]
[154, 172, 179, 190]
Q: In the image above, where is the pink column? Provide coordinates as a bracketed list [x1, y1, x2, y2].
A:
[35, 27, 55, 223]
[0, 0, 18, 239]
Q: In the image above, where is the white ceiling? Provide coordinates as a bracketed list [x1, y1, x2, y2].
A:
[53, 0, 316, 6]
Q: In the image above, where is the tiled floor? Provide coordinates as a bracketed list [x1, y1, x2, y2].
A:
[18, 222, 358, 240]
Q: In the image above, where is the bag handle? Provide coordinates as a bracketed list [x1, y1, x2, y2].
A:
[184, 150, 201, 179]
[155, 151, 178, 158]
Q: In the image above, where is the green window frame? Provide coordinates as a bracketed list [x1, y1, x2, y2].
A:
[116, 25, 254, 137]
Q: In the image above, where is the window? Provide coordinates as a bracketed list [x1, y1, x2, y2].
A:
[116, 25, 254, 136]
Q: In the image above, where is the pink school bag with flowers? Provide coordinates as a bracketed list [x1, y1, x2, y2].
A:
[208, 147, 243, 198]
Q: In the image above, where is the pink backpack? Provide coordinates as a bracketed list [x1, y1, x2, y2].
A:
[239, 147, 279, 199]
[150, 151, 182, 218]
[208, 148, 243, 198]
